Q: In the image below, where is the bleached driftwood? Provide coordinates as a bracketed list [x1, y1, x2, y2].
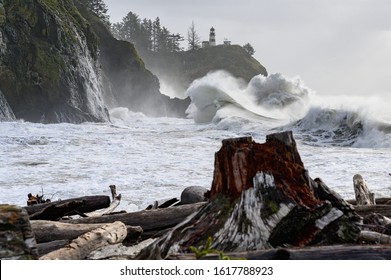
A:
[87, 238, 157, 260]
[85, 185, 122, 217]
[39, 221, 127, 260]
[353, 174, 375, 206]
[64, 203, 205, 233]
[359, 230, 391, 245]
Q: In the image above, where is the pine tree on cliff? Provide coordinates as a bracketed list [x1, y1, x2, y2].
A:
[243, 43, 255, 56]
[187, 21, 201, 51]
[111, 12, 182, 54]
[86, 0, 110, 27]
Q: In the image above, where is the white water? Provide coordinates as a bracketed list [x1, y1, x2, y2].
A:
[1, 72, 390, 211]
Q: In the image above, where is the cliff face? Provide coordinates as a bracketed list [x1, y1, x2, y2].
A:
[0, 0, 109, 123]
[0, 1, 267, 123]
[141, 45, 268, 98]
[0, 0, 188, 123]
[75, 2, 190, 117]
[0, 88, 15, 121]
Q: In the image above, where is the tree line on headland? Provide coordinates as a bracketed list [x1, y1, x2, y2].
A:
[86, 0, 255, 55]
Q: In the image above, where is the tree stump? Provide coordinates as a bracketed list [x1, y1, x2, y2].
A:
[136, 131, 361, 259]
[0, 205, 38, 259]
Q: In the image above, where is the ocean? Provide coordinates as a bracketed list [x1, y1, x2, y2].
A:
[1, 71, 390, 211]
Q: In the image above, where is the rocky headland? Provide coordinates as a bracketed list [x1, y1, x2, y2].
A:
[0, 0, 268, 123]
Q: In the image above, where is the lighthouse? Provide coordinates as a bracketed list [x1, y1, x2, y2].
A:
[209, 27, 216, 46]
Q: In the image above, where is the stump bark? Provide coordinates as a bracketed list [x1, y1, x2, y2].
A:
[136, 131, 361, 259]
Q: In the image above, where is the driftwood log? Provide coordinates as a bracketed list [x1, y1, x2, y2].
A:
[63, 202, 205, 234]
[137, 132, 362, 259]
[347, 197, 391, 205]
[353, 205, 391, 218]
[30, 220, 142, 244]
[168, 245, 391, 260]
[39, 221, 127, 260]
[24, 195, 110, 219]
[37, 240, 70, 256]
[29, 200, 86, 220]
[359, 231, 391, 244]
[86, 185, 122, 217]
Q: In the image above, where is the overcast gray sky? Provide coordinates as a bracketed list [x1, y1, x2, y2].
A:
[104, 0, 391, 97]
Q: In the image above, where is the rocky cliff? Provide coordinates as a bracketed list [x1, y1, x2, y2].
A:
[0, 0, 189, 123]
[0, 0, 109, 123]
[75, 1, 190, 118]
[0, 1, 268, 123]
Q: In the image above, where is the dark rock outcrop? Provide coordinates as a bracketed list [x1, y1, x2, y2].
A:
[0, 205, 38, 260]
[137, 131, 361, 259]
[0, 0, 190, 123]
[0, 0, 109, 123]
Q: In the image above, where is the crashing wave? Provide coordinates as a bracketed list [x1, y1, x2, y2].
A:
[283, 107, 364, 146]
[282, 107, 391, 148]
[185, 71, 309, 124]
[247, 73, 311, 109]
[184, 71, 391, 148]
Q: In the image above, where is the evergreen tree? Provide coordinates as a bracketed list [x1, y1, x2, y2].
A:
[110, 11, 183, 54]
[243, 43, 255, 56]
[140, 19, 153, 51]
[86, 0, 110, 27]
[187, 21, 201, 50]
[169, 33, 184, 52]
[120, 11, 142, 44]
[152, 17, 162, 52]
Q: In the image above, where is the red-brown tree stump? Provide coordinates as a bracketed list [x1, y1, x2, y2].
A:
[137, 131, 361, 259]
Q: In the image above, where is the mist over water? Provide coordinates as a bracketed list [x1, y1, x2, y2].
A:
[185, 71, 391, 148]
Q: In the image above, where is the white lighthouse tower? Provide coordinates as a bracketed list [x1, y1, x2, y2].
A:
[209, 27, 216, 46]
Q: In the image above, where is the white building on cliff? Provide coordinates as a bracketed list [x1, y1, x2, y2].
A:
[202, 27, 217, 48]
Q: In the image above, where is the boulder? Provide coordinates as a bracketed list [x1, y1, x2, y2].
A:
[137, 131, 361, 259]
[180, 186, 208, 205]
